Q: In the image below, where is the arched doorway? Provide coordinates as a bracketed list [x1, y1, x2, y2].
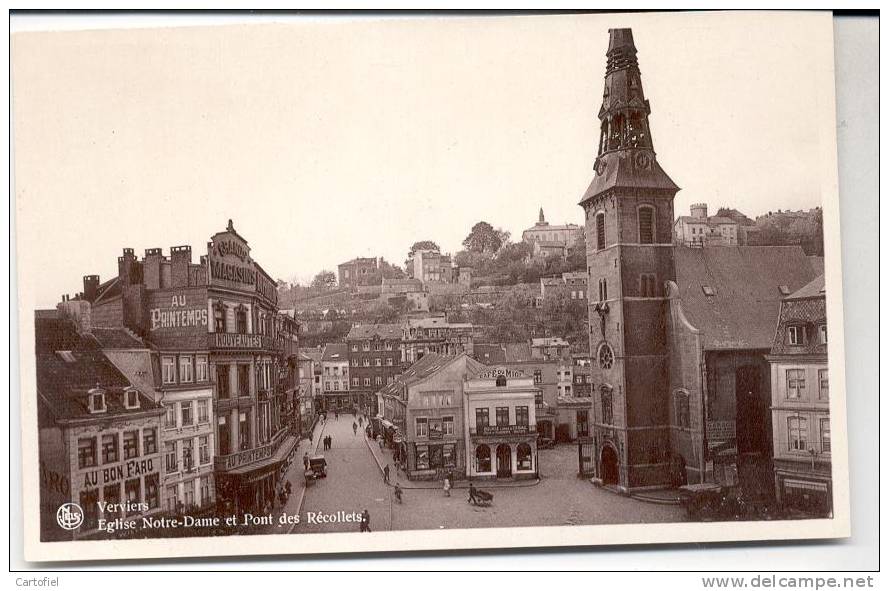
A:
[496, 444, 512, 478]
[601, 445, 619, 485]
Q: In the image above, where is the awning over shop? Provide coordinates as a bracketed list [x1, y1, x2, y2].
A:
[226, 434, 299, 477]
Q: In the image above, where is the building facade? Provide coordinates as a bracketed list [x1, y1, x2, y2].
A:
[521, 208, 583, 247]
[767, 275, 831, 515]
[401, 316, 474, 364]
[673, 203, 740, 247]
[321, 343, 351, 410]
[338, 257, 378, 291]
[464, 367, 539, 479]
[346, 324, 404, 415]
[36, 314, 166, 541]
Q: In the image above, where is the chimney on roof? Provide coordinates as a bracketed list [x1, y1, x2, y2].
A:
[690, 203, 708, 219]
[117, 248, 137, 285]
[83, 275, 100, 302]
[170, 245, 192, 288]
[143, 248, 164, 289]
[58, 298, 92, 334]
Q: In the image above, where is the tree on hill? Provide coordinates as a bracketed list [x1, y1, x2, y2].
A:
[463, 221, 505, 254]
[408, 240, 440, 257]
[311, 270, 337, 290]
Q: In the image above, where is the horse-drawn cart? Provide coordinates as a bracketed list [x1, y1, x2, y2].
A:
[469, 489, 493, 507]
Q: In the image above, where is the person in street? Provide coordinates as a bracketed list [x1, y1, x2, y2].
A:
[360, 509, 371, 532]
[468, 482, 478, 505]
[358, 416, 363, 428]
[383, 464, 390, 484]
[353, 422, 358, 436]
[335, 410, 338, 420]
[303, 452, 309, 471]
[394, 483, 403, 504]
[443, 477, 451, 497]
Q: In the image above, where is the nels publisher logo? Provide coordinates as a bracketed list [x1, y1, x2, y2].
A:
[56, 502, 84, 531]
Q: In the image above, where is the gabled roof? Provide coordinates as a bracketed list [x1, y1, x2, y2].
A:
[298, 347, 323, 363]
[89, 327, 146, 349]
[473, 344, 507, 364]
[674, 246, 819, 350]
[322, 343, 349, 362]
[346, 323, 402, 341]
[786, 274, 825, 300]
[379, 353, 486, 398]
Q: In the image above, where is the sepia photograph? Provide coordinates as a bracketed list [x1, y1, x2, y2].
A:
[12, 10, 853, 563]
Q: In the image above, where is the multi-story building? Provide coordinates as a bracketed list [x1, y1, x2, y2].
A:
[673, 203, 740, 247]
[379, 353, 486, 480]
[464, 367, 539, 479]
[35, 312, 165, 541]
[321, 343, 351, 410]
[338, 257, 378, 291]
[345, 323, 404, 415]
[407, 249, 471, 288]
[530, 337, 570, 361]
[75, 220, 298, 516]
[767, 275, 831, 515]
[522, 208, 583, 248]
[401, 316, 474, 364]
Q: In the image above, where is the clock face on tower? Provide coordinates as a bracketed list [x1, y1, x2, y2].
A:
[594, 158, 607, 176]
[633, 151, 652, 170]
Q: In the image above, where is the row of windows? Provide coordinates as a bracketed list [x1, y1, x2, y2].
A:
[592, 206, 656, 251]
[161, 355, 209, 385]
[474, 406, 530, 428]
[788, 416, 831, 454]
[350, 342, 395, 352]
[215, 362, 273, 398]
[164, 399, 211, 429]
[164, 436, 211, 473]
[474, 443, 533, 472]
[78, 474, 160, 529]
[324, 381, 349, 392]
[77, 428, 158, 469]
[415, 416, 456, 437]
[166, 476, 212, 513]
[786, 369, 829, 400]
[349, 376, 395, 387]
[351, 357, 398, 367]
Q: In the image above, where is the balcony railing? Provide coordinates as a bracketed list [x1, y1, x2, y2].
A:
[208, 333, 275, 350]
[470, 424, 533, 436]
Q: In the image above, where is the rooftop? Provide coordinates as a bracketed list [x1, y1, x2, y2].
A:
[346, 323, 403, 341]
[322, 342, 350, 362]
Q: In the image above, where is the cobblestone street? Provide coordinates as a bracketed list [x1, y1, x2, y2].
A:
[297, 413, 685, 533]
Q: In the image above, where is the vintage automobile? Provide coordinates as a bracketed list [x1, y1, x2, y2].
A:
[304, 454, 328, 484]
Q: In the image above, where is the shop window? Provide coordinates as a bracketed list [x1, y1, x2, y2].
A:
[819, 369, 829, 400]
[142, 428, 157, 455]
[123, 430, 139, 460]
[788, 416, 808, 451]
[638, 206, 655, 244]
[786, 369, 806, 399]
[125, 478, 141, 515]
[443, 444, 456, 469]
[103, 483, 121, 515]
[101, 433, 119, 464]
[79, 489, 99, 530]
[820, 418, 831, 453]
[517, 443, 533, 471]
[145, 474, 160, 510]
[416, 445, 429, 470]
[476, 445, 491, 473]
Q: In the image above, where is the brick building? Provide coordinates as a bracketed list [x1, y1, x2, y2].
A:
[320, 342, 351, 410]
[345, 323, 404, 415]
[338, 257, 378, 291]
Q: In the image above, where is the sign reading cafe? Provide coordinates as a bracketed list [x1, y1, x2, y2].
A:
[478, 367, 525, 379]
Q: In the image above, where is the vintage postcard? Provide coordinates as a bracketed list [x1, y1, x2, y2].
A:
[13, 11, 850, 562]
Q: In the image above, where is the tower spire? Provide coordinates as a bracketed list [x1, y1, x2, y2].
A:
[580, 27, 678, 208]
[539, 207, 545, 223]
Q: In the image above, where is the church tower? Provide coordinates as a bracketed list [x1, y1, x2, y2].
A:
[579, 28, 680, 491]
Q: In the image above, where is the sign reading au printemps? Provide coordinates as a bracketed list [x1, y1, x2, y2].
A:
[478, 367, 525, 379]
[149, 294, 208, 331]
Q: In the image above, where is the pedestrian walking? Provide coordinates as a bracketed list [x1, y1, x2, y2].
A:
[303, 452, 309, 471]
[383, 464, 390, 484]
[358, 416, 363, 428]
[352, 422, 358, 436]
[360, 509, 371, 533]
[443, 477, 451, 497]
[335, 410, 339, 421]
[468, 482, 478, 505]
[394, 483, 403, 504]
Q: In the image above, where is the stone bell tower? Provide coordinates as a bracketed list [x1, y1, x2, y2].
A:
[579, 28, 680, 491]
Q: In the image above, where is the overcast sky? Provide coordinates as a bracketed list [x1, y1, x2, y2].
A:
[13, 12, 835, 307]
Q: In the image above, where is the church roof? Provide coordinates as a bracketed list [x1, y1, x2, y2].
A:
[580, 151, 679, 205]
[674, 246, 819, 351]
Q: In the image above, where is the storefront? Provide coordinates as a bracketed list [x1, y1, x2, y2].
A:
[214, 430, 299, 515]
